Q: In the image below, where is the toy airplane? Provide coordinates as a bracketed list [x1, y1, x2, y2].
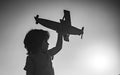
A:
[34, 10, 84, 42]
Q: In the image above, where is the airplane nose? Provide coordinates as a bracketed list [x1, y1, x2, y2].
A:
[34, 15, 39, 24]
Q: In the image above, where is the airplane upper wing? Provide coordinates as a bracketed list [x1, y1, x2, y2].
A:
[63, 10, 71, 26]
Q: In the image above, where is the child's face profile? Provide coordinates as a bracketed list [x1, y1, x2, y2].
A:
[41, 40, 49, 52]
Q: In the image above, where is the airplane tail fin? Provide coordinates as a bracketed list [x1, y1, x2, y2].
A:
[81, 27, 84, 39]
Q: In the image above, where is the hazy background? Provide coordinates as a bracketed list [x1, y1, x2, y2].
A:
[0, 0, 120, 75]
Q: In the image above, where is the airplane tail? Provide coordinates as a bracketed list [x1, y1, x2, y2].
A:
[81, 27, 84, 39]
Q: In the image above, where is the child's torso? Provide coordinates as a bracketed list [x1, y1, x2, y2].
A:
[25, 53, 54, 75]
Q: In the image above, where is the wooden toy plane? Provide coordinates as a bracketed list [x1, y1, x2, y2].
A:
[34, 10, 84, 42]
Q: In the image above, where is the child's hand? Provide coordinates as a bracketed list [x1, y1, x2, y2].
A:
[56, 26, 63, 35]
[56, 30, 63, 35]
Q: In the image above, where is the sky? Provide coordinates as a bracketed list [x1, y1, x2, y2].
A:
[0, 0, 120, 75]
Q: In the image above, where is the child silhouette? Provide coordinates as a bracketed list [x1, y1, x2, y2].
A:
[24, 29, 63, 75]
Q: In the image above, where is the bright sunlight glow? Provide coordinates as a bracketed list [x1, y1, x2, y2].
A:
[88, 44, 111, 71]
[75, 40, 119, 75]
[89, 52, 110, 71]
[85, 41, 118, 75]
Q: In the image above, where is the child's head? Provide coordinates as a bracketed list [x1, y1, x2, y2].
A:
[24, 29, 49, 55]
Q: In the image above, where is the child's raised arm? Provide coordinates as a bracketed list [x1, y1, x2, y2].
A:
[47, 33, 63, 56]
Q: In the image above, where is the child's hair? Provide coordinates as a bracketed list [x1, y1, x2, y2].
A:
[24, 29, 49, 55]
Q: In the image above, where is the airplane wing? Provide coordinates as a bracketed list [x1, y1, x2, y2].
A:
[62, 10, 84, 41]
[61, 10, 72, 41]
[63, 10, 71, 26]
